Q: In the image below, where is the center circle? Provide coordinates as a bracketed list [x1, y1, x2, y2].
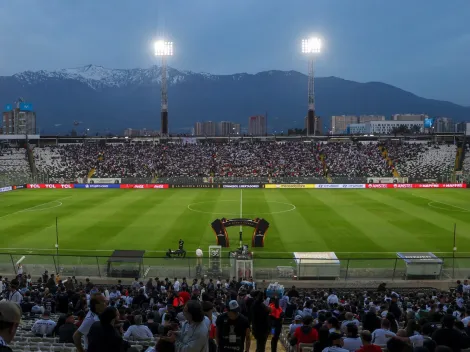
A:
[187, 200, 296, 216]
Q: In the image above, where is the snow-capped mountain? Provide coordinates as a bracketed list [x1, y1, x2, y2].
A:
[12, 64, 196, 90]
[1, 65, 469, 134]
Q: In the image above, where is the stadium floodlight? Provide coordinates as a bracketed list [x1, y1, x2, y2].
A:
[301, 37, 321, 54]
[154, 40, 173, 56]
[154, 40, 174, 136]
[301, 37, 322, 137]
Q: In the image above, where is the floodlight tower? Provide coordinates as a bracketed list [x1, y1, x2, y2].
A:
[154, 40, 173, 136]
[301, 38, 321, 136]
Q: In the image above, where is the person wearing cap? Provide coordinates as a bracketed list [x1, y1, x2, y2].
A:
[216, 300, 251, 352]
[0, 301, 21, 351]
[289, 315, 303, 336]
[322, 332, 348, 352]
[31, 310, 57, 337]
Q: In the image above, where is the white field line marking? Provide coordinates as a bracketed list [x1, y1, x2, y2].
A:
[412, 193, 470, 213]
[0, 196, 72, 219]
[187, 199, 296, 216]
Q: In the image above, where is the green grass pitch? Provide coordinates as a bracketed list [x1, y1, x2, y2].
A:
[1, 188, 470, 264]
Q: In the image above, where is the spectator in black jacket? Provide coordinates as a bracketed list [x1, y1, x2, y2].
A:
[88, 307, 129, 352]
[389, 294, 402, 322]
[59, 314, 78, 343]
[363, 307, 381, 333]
[432, 315, 467, 352]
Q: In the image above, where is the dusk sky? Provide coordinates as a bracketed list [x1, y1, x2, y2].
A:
[0, 0, 469, 105]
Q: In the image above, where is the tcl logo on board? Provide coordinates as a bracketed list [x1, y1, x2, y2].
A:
[60, 184, 72, 189]
[45, 184, 57, 189]
[29, 184, 41, 189]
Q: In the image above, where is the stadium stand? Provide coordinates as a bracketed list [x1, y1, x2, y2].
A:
[463, 143, 470, 176]
[32, 141, 457, 182]
[2, 274, 470, 352]
[0, 147, 32, 186]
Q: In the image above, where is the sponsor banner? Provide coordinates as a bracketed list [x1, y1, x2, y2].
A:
[0, 186, 12, 193]
[222, 184, 261, 189]
[27, 184, 75, 189]
[88, 178, 121, 184]
[12, 185, 26, 190]
[75, 184, 120, 189]
[316, 184, 366, 189]
[120, 184, 169, 189]
[264, 184, 315, 189]
[366, 183, 467, 189]
[367, 177, 409, 184]
[170, 184, 218, 188]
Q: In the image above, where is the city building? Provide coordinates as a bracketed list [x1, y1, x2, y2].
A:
[124, 128, 140, 137]
[194, 122, 203, 136]
[248, 115, 266, 136]
[232, 123, 241, 135]
[331, 115, 358, 134]
[2, 101, 36, 135]
[366, 120, 424, 134]
[392, 114, 427, 121]
[203, 121, 216, 136]
[347, 123, 367, 134]
[433, 117, 454, 133]
[304, 116, 322, 135]
[359, 115, 386, 123]
[218, 121, 233, 136]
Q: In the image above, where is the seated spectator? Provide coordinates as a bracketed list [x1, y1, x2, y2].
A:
[314, 327, 330, 352]
[432, 315, 468, 352]
[289, 315, 303, 336]
[372, 319, 396, 346]
[31, 300, 44, 315]
[357, 330, 382, 352]
[31, 310, 56, 337]
[58, 313, 78, 343]
[75, 310, 85, 327]
[363, 306, 381, 333]
[293, 316, 319, 349]
[323, 332, 349, 352]
[145, 312, 159, 335]
[342, 323, 362, 352]
[123, 314, 153, 340]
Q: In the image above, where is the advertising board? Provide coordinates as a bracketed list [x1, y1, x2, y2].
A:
[0, 186, 12, 193]
[366, 183, 467, 189]
[27, 184, 74, 189]
[316, 184, 366, 189]
[120, 184, 169, 189]
[264, 184, 315, 189]
[87, 178, 121, 184]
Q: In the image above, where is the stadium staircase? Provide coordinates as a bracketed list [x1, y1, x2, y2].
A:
[379, 145, 400, 177]
[87, 167, 96, 179]
[319, 154, 333, 183]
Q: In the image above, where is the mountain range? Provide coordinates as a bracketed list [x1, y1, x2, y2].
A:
[1, 64, 469, 134]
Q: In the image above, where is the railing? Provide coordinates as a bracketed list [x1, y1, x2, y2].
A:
[2, 253, 469, 281]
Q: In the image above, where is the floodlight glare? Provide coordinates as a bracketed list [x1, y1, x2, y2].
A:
[302, 38, 321, 54]
[155, 40, 173, 56]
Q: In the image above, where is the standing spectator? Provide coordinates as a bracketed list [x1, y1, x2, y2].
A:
[73, 293, 107, 352]
[313, 327, 330, 352]
[31, 311, 56, 337]
[88, 307, 129, 352]
[389, 294, 402, 322]
[162, 300, 208, 352]
[363, 307, 381, 332]
[7, 280, 21, 306]
[357, 330, 382, 352]
[59, 313, 78, 343]
[327, 290, 339, 306]
[251, 291, 271, 352]
[269, 298, 284, 352]
[288, 286, 300, 299]
[57, 287, 70, 314]
[216, 300, 250, 352]
[0, 301, 21, 351]
[432, 315, 467, 352]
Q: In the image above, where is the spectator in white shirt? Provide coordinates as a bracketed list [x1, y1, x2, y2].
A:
[342, 324, 363, 352]
[73, 293, 107, 352]
[341, 312, 360, 333]
[123, 315, 153, 340]
[109, 287, 121, 301]
[372, 319, 396, 346]
[327, 290, 339, 306]
[7, 280, 22, 306]
[32, 311, 56, 337]
[173, 278, 180, 292]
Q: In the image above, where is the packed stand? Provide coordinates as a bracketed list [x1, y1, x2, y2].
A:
[386, 142, 456, 181]
[0, 147, 32, 186]
[463, 143, 470, 177]
[3, 270, 470, 352]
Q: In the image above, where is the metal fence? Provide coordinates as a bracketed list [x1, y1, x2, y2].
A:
[2, 253, 469, 281]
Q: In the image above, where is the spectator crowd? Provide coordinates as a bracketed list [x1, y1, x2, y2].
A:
[32, 141, 456, 182]
[2, 271, 470, 352]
